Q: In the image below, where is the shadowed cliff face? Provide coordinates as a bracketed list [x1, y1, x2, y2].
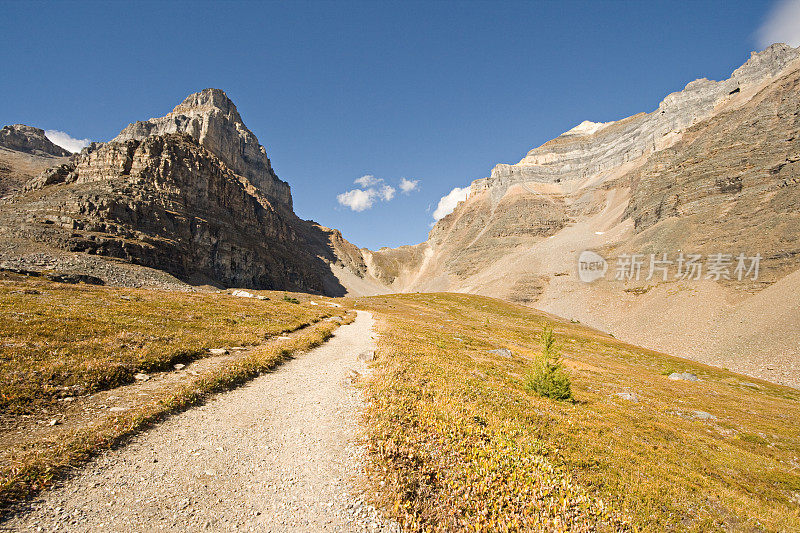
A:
[0, 90, 352, 295]
[2, 133, 346, 294]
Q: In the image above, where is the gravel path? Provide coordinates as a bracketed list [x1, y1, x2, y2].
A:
[3, 311, 398, 532]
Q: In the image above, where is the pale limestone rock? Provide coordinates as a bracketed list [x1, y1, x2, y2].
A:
[112, 88, 292, 208]
[470, 43, 800, 198]
[0, 125, 71, 157]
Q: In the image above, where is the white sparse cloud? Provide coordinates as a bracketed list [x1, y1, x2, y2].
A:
[354, 174, 382, 187]
[338, 174, 403, 211]
[757, 0, 800, 48]
[432, 186, 470, 221]
[337, 189, 376, 212]
[378, 184, 395, 201]
[399, 177, 419, 193]
[44, 130, 91, 154]
[338, 174, 421, 211]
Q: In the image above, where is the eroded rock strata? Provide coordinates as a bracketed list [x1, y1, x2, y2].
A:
[0, 91, 346, 293]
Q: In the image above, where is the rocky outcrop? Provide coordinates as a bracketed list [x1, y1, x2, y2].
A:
[3, 132, 343, 292]
[0, 125, 71, 157]
[471, 43, 800, 199]
[0, 89, 358, 293]
[0, 125, 72, 198]
[113, 88, 292, 209]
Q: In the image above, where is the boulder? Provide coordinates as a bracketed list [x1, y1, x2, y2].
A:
[615, 392, 640, 402]
[668, 372, 699, 381]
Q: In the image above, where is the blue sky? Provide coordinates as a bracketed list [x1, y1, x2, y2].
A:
[1, 0, 796, 249]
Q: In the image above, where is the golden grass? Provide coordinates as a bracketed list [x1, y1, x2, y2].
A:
[0, 274, 337, 413]
[360, 293, 800, 532]
[0, 272, 351, 509]
[0, 317, 350, 508]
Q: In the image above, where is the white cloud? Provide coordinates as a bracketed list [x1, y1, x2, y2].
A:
[354, 174, 381, 187]
[337, 189, 376, 212]
[432, 186, 470, 221]
[337, 174, 422, 211]
[757, 0, 800, 48]
[399, 177, 419, 193]
[338, 175, 402, 211]
[378, 184, 395, 201]
[44, 130, 91, 154]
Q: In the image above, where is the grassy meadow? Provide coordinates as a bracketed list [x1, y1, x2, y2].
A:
[2, 271, 798, 531]
[360, 293, 800, 532]
[0, 273, 339, 413]
[0, 271, 351, 508]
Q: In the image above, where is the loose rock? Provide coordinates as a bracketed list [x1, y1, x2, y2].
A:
[488, 348, 513, 358]
[615, 392, 640, 402]
[669, 372, 698, 381]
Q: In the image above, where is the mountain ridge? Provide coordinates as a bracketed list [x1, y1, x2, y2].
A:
[1, 45, 798, 386]
[334, 43, 800, 387]
[0, 90, 351, 294]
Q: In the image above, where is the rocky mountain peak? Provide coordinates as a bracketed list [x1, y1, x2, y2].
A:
[733, 42, 799, 81]
[0, 124, 72, 157]
[113, 89, 292, 208]
[170, 88, 240, 117]
[467, 44, 800, 203]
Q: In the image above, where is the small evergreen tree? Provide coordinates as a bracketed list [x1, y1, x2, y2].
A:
[525, 326, 573, 401]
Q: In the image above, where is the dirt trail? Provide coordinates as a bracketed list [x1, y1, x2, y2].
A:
[3, 311, 397, 532]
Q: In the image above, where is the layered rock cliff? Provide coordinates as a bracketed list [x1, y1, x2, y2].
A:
[113, 89, 292, 209]
[0, 90, 350, 293]
[357, 43, 800, 387]
[0, 125, 71, 197]
[471, 43, 800, 199]
[0, 125, 72, 157]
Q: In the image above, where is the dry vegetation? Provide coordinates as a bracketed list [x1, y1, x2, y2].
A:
[3, 275, 798, 530]
[0, 274, 342, 413]
[360, 293, 800, 532]
[0, 272, 351, 509]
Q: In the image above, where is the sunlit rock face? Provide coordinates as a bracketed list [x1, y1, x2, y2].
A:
[471, 43, 800, 199]
[0, 124, 71, 157]
[113, 88, 293, 209]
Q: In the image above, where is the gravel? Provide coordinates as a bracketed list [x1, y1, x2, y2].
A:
[3, 311, 400, 532]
